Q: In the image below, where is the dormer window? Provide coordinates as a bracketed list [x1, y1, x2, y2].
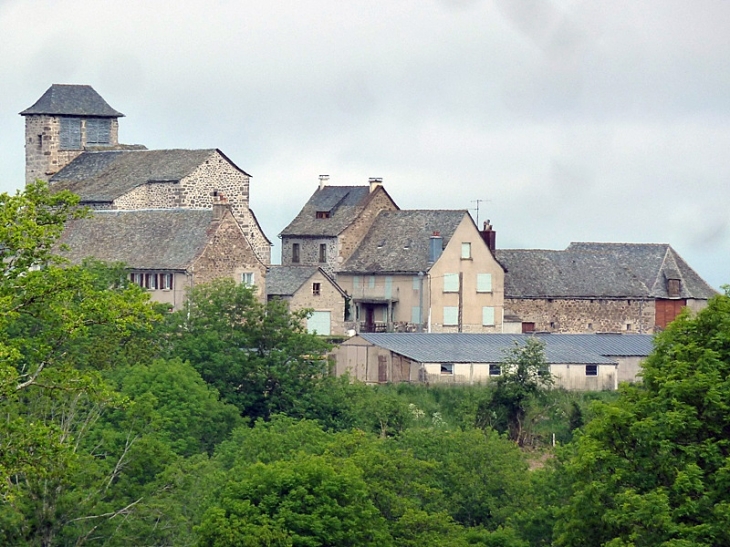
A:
[667, 278, 681, 298]
[316, 211, 330, 219]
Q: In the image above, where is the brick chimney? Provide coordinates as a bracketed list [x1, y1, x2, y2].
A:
[480, 220, 496, 253]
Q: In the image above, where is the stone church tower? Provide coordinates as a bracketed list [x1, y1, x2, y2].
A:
[20, 84, 124, 185]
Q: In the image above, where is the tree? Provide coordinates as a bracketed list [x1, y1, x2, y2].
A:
[163, 278, 332, 420]
[197, 454, 392, 547]
[486, 338, 553, 445]
[0, 182, 161, 543]
[554, 292, 730, 546]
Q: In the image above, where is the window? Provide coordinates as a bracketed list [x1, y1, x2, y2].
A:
[319, 243, 327, 263]
[586, 365, 598, 376]
[241, 272, 255, 286]
[477, 273, 492, 293]
[316, 211, 331, 219]
[353, 276, 360, 289]
[482, 306, 495, 326]
[443, 306, 458, 326]
[411, 306, 421, 324]
[85, 118, 111, 145]
[461, 242, 471, 259]
[129, 272, 173, 290]
[292, 243, 300, 263]
[489, 364, 501, 376]
[440, 363, 454, 375]
[312, 282, 321, 296]
[60, 117, 81, 150]
[443, 273, 459, 292]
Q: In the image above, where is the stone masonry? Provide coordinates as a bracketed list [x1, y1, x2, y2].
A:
[337, 187, 398, 264]
[24, 115, 120, 184]
[506, 297, 657, 334]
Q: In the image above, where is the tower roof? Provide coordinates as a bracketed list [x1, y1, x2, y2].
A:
[20, 84, 124, 117]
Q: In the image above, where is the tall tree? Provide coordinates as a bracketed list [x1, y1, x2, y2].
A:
[555, 292, 730, 546]
[164, 279, 332, 420]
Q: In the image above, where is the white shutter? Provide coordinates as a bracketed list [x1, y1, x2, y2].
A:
[307, 311, 331, 335]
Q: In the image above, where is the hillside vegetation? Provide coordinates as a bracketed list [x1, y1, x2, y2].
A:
[2, 182, 729, 546]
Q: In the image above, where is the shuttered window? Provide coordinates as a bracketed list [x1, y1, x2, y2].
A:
[482, 306, 495, 326]
[477, 273, 492, 293]
[443, 306, 458, 326]
[60, 117, 81, 150]
[85, 118, 111, 145]
[443, 273, 459, 292]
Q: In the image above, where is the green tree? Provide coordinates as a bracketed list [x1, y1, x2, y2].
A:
[164, 279, 332, 420]
[197, 454, 392, 547]
[486, 338, 553, 445]
[554, 292, 730, 546]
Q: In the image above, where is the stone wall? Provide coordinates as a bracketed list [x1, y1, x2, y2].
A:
[25, 115, 119, 184]
[114, 181, 181, 209]
[338, 187, 398, 263]
[190, 210, 267, 301]
[287, 270, 347, 335]
[505, 297, 657, 333]
[281, 237, 338, 275]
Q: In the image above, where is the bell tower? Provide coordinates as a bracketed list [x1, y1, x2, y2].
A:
[20, 84, 123, 184]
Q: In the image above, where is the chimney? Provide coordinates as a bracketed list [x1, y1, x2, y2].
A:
[319, 174, 329, 190]
[429, 231, 443, 263]
[212, 192, 230, 220]
[480, 219, 496, 254]
[369, 177, 383, 193]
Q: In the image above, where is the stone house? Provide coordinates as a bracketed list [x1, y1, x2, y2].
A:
[279, 178, 399, 275]
[266, 266, 348, 336]
[337, 210, 505, 333]
[496, 242, 717, 334]
[21, 84, 271, 264]
[334, 333, 653, 390]
[56, 201, 267, 310]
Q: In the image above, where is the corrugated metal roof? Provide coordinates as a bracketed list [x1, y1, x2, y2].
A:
[20, 84, 124, 117]
[356, 333, 654, 364]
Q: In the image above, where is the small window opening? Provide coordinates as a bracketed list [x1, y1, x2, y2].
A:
[292, 243, 300, 263]
[440, 363, 454, 375]
[316, 211, 331, 219]
[586, 365, 598, 376]
[489, 364, 501, 376]
[312, 282, 321, 296]
[319, 243, 327, 263]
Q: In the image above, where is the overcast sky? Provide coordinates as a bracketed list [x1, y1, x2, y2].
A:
[1, 0, 728, 289]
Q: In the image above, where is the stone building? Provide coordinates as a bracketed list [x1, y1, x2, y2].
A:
[337, 210, 505, 334]
[279, 178, 398, 275]
[496, 242, 717, 334]
[21, 84, 271, 264]
[56, 201, 268, 310]
[266, 266, 348, 335]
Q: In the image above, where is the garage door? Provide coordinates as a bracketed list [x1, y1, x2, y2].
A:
[307, 311, 331, 335]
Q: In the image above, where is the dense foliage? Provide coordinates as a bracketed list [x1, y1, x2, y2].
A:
[3, 182, 730, 546]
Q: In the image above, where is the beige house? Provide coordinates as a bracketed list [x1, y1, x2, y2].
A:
[337, 210, 505, 333]
[334, 333, 653, 391]
[279, 179, 399, 275]
[21, 84, 271, 264]
[266, 266, 348, 336]
[56, 201, 267, 310]
[496, 243, 717, 334]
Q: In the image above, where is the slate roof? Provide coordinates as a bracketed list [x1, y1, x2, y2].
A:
[357, 333, 654, 364]
[57, 209, 216, 270]
[50, 149, 218, 202]
[496, 243, 716, 299]
[280, 186, 383, 237]
[20, 84, 124, 117]
[340, 210, 468, 274]
[266, 266, 328, 296]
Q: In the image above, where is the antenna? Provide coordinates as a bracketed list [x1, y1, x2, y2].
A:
[471, 199, 491, 226]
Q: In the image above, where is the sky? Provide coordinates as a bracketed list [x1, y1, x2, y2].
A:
[1, 0, 728, 289]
